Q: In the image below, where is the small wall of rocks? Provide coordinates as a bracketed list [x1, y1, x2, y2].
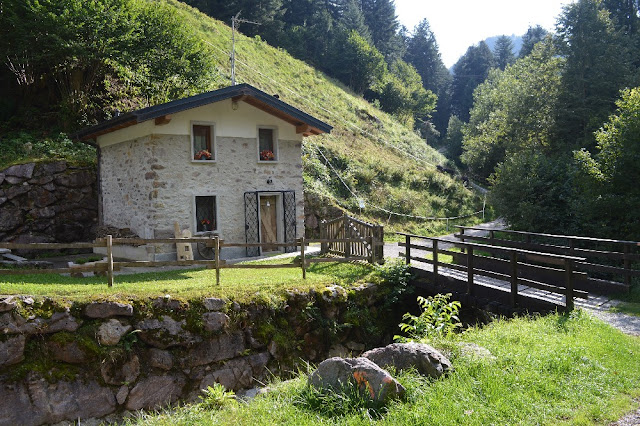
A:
[0, 161, 98, 246]
[0, 283, 400, 425]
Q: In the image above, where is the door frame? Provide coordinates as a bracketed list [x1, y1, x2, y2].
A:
[244, 190, 297, 257]
[258, 192, 283, 254]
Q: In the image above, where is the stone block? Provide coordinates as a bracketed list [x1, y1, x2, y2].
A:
[203, 297, 227, 311]
[125, 375, 186, 411]
[4, 163, 35, 179]
[97, 319, 132, 346]
[0, 334, 25, 366]
[202, 311, 229, 332]
[84, 302, 134, 318]
[186, 331, 245, 367]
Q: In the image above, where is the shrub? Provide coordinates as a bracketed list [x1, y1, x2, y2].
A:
[395, 293, 462, 342]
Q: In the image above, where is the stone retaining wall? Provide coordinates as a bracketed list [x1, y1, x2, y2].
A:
[0, 283, 400, 425]
[0, 161, 98, 245]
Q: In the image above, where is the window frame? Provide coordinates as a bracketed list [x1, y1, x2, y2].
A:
[191, 121, 216, 163]
[193, 194, 219, 234]
[257, 126, 278, 163]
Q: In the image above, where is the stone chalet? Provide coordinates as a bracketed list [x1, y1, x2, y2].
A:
[75, 84, 332, 260]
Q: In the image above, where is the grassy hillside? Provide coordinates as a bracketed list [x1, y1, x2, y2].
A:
[1, 0, 487, 237]
[165, 0, 486, 236]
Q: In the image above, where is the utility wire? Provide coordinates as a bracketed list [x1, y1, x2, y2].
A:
[202, 38, 484, 221]
[202, 38, 440, 168]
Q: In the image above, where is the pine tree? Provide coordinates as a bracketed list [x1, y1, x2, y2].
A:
[555, 0, 634, 149]
[450, 41, 494, 122]
[493, 35, 515, 70]
[519, 25, 549, 57]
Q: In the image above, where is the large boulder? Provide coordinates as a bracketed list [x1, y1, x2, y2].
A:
[362, 343, 452, 379]
[308, 357, 405, 402]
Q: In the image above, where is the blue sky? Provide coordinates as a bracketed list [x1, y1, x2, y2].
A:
[395, 0, 575, 67]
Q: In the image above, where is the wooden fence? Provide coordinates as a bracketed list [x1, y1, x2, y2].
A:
[455, 226, 640, 294]
[398, 232, 588, 311]
[0, 236, 376, 287]
[319, 214, 384, 263]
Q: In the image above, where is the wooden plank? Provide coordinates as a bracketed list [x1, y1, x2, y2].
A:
[106, 235, 114, 287]
[0, 242, 101, 249]
[517, 277, 589, 300]
[473, 267, 510, 282]
[576, 261, 640, 276]
[457, 226, 639, 245]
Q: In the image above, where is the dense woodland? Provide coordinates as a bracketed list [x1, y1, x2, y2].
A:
[1, 0, 639, 240]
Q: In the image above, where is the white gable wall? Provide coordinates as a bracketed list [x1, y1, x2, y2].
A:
[97, 99, 305, 259]
[98, 100, 302, 147]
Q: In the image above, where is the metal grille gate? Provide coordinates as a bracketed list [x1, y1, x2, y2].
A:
[244, 191, 297, 257]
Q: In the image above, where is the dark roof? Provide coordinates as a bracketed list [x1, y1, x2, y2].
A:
[74, 83, 332, 142]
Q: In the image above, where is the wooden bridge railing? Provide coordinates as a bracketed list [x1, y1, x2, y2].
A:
[397, 232, 588, 310]
[320, 214, 384, 263]
[0, 236, 375, 288]
[455, 226, 640, 294]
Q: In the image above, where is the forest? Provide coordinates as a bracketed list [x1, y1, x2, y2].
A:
[1, 0, 639, 239]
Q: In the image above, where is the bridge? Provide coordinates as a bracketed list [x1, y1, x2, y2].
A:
[395, 226, 640, 315]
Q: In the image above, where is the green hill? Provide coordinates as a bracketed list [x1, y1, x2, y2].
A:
[1, 0, 486, 236]
[166, 1, 485, 235]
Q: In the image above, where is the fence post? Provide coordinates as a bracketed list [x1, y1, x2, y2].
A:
[106, 235, 114, 287]
[344, 215, 351, 258]
[368, 235, 375, 264]
[432, 239, 439, 285]
[510, 251, 518, 307]
[215, 236, 220, 286]
[624, 243, 631, 288]
[467, 245, 474, 295]
[564, 258, 574, 311]
[376, 225, 384, 263]
[320, 220, 327, 254]
[460, 228, 466, 254]
[301, 237, 306, 279]
[405, 235, 411, 265]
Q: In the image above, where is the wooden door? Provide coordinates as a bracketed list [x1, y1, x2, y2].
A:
[260, 196, 278, 252]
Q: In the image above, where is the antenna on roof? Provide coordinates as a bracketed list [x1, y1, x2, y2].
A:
[231, 12, 260, 86]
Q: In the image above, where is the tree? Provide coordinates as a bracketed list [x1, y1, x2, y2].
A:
[574, 87, 640, 238]
[555, 0, 634, 149]
[461, 40, 563, 179]
[404, 18, 452, 134]
[450, 41, 494, 122]
[361, 0, 403, 61]
[0, 0, 216, 128]
[493, 35, 515, 70]
[374, 60, 437, 127]
[330, 30, 386, 94]
[519, 25, 549, 57]
[444, 115, 464, 163]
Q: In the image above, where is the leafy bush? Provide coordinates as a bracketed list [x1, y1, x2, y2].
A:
[0, 132, 96, 169]
[198, 384, 237, 410]
[395, 293, 462, 342]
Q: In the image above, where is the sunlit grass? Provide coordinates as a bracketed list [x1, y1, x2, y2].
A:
[0, 257, 374, 303]
[126, 311, 640, 425]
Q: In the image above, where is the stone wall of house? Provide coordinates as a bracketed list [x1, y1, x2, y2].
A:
[0, 283, 400, 425]
[0, 161, 98, 246]
[100, 134, 304, 259]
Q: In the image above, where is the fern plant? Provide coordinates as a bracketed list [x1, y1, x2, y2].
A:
[395, 293, 462, 342]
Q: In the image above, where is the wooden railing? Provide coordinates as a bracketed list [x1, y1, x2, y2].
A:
[319, 214, 384, 263]
[455, 226, 640, 294]
[0, 236, 375, 287]
[397, 232, 588, 310]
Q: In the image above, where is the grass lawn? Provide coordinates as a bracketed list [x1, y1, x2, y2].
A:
[0, 258, 375, 304]
[127, 311, 640, 425]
